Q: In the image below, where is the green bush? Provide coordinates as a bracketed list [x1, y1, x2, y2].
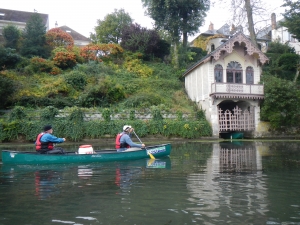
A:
[122, 92, 164, 108]
[261, 75, 300, 129]
[64, 70, 87, 90]
[16, 96, 74, 109]
[79, 76, 125, 107]
[0, 47, 22, 70]
[0, 75, 15, 109]
[75, 61, 115, 76]
[26, 57, 61, 75]
[9, 106, 27, 121]
[40, 106, 59, 122]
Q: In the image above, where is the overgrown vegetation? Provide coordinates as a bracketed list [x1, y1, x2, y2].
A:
[261, 41, 300, 130]
[0, 106, 212, 142]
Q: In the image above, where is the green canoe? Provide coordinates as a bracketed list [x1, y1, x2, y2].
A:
[220, 132, 244, 139]
[1, 144, 171, 165]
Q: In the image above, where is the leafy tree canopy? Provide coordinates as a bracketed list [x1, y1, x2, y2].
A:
[46, 28, 74, 49]
[121, 23, 163, 59]
[0, 46, 22, 70]
[281, 0, 300, 41]
[263, 41, 299, 81]
[2, 25, 21, 50]
[261, 74, 300, 129]
[142, 0, 209, 46]
[92, 9, 133, 44]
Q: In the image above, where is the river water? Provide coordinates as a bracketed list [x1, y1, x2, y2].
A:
[0, 140, 300, 225]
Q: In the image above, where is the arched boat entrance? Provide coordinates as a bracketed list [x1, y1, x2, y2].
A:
[218, 100, 255, 138]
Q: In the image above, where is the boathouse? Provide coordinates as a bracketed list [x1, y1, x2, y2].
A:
[183, 32, 268, 138]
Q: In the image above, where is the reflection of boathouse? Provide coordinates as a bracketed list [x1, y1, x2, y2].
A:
[186, 142, 265, 222]
[219, 148, 257, 173]
[213, 142, 262, 173]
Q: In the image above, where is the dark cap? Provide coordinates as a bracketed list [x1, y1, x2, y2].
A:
[43, 125, 52, 132]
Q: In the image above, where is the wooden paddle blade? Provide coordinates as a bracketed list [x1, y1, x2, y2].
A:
[147, 158, 156, 166]
[148, 152, 155, 159]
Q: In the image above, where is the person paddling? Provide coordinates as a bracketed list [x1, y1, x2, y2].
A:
[35, 125, 66, 154]
[115, 125, 145, 152]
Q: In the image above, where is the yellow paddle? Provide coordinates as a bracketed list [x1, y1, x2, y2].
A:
[132, 130, 155, 159]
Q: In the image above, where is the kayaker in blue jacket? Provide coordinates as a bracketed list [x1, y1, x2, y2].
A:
[35, 125, 66, 154]
[116, 125, 145, 152]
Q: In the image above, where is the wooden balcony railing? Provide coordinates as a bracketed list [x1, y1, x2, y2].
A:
[211, 83, 264, 99]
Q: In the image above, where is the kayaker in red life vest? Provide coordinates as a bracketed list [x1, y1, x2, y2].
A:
[115, 125, 145, 152]
[35, 125, 66, 154]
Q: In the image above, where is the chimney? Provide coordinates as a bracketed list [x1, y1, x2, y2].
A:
[271, 13, 276, 30]
[231, 24, 236, 31]
[209, 22, 214, 31]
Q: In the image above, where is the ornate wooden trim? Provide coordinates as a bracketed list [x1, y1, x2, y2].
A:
[212, 32, 269, 64]
[211, 93, 264, 100]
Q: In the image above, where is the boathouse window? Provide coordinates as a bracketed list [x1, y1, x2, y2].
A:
[211, 44, 215, 52]
[246, 66, 254, 84]
[214, 64, 223, 82]
[226, 61, 242, 83]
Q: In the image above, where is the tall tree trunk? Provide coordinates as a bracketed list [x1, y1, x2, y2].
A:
[293, 70, 299, 83]
[245, 0, 257, 46]
[172, 42, 179, 69]
[183, 32, 188, 48]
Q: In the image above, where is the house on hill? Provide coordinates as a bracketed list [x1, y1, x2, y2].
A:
[191, 22, 269, 54]
[184, 32, 268, 138]
[0, 8, 49, 43]
[256, 13, 300, 55]
[57, 25, 91, 47]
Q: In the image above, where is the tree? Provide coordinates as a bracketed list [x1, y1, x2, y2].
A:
[0, 75, 15, 109]
[261, 74, 300, 129]
[92, 9, 133, 44]
[80, 43, 123, 62]
[281, 0, 300, 41]
[142, 0, 209, 47]
[142, 0, 209, 67]
[46, 28, 74, 49]
[227, 0, 264, 45]
[20, 13, 49, 58]
[217, 0, 273, 45]
[121, 23, 161, 59]
[0, 46, 22, 70]
[263, 41, 299, 82]
[2, 25, 21, 50]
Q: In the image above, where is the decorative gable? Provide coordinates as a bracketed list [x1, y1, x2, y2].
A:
[212, 32, 268, 64]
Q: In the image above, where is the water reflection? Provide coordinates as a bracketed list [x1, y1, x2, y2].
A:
[77, 166, 93, 179]
[35, 170, 62, 200]
[186, 141, 267, 224]
[1, 142, 300, 224]
[115, 158, 170, 194]
[217, 141, 262, 173]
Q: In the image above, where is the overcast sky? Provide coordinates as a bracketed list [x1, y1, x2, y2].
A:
[1, 0, 286, 41]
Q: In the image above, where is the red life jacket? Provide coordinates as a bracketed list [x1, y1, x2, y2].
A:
[35, 132, 54, 151]
[115, 133, 130, 149]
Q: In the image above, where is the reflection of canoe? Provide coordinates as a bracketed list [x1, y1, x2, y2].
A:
[1, 157, 171, 173]
[220, 132, 244, 139]
[125, 157, 171, 169]
[220, 141, 244, 148]
[1, 144, 171, 165]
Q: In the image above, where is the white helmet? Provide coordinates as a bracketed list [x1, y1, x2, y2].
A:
[123, 125, 132, 131]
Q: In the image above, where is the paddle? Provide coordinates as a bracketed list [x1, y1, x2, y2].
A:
[132, 130, 155, 159]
